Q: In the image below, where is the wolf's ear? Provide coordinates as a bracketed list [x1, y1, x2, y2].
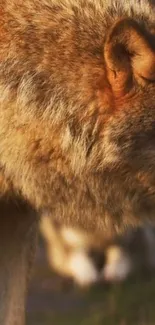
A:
[104, 18, 155, 97]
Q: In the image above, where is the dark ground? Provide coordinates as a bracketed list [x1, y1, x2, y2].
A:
[26, 240, 155, 325]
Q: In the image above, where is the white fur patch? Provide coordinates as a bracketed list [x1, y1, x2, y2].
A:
[103, 246, 132, 282]
[68, 251, 98, 286]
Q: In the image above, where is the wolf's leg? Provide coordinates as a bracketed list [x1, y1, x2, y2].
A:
[0, 200, 37, 325]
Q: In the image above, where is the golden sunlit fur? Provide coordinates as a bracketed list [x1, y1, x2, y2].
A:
[0, 0, 155, 323]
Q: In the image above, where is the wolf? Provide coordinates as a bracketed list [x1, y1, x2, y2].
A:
[0, 0, 155, 323]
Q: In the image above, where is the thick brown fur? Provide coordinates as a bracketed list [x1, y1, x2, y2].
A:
[0, 0, 155, 231]
[0, 0, 155, 323]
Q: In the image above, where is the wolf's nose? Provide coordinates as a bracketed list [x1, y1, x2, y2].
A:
[88, 249, 105, 272]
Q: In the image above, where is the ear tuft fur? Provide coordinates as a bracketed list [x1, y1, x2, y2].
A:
[104, 18, 155, 97]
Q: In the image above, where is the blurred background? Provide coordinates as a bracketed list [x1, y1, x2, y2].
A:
[26, 233, 155, 325]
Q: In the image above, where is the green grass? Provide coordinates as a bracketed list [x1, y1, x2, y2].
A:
[27, 274, 155, 325]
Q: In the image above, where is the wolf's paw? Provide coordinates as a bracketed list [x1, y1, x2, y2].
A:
[40, 217, 132, 286]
